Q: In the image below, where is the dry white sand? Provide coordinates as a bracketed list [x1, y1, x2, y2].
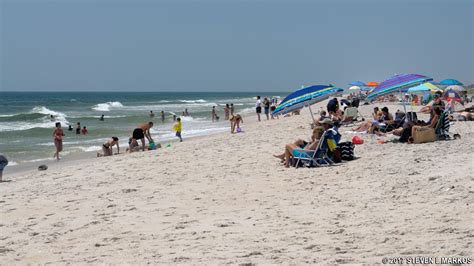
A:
[1, 101, 473, 264]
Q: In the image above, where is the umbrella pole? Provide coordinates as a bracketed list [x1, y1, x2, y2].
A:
[308, 105, 317, 125]
[399, 89, 407, 115]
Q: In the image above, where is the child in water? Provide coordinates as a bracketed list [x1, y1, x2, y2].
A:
[173, 117, 182, 142]
[81, 126, 88, 135]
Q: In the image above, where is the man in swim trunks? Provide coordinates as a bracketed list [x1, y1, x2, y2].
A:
[130, 122, 154, 152]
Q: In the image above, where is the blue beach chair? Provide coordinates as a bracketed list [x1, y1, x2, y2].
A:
[292, 130, 335, 168]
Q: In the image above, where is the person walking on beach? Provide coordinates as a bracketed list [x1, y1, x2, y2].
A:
[98, 137, 120, 157]
[255, 96, 262, 121]
[173, 117, 183, 142]
[53, 122, 64, 161]
[230, 103, 234, 116]
[76, 122, 81, 135]
[130, 122, 154, 152]
[224, 104, 230, 120]
[0, 154, 9, 183]
[263, 97, 270, 120]
[150, 111, 155, 118]
[161, 111, 165, 122]
[270, 99, 277, 119]
[212, 106, 217, 122]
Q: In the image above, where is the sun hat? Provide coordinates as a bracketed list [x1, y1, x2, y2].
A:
[320, 118, 334, 125]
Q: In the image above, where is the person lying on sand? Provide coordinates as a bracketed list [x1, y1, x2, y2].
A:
[130, 122, 154, 152]
[97, 137, 120, 157]
[273, 126, 324, 168]
[230, 114, 243, 133]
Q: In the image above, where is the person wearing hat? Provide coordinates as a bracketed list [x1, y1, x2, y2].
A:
[320, 118, 339, 154]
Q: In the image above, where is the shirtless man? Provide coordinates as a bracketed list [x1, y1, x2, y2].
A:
[130, 122, 154, 152]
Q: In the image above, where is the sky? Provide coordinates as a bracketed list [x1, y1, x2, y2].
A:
[1, 0, 473, 92]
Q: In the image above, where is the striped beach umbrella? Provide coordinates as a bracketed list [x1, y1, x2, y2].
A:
[407, 82, 440, 93]
[366, 73, 433, 101]
[273, 85, 343, 122]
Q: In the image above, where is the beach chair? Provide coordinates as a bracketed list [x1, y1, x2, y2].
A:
[292, 130, 335, 168]
[436, 110, 451, 140]
[341, 107, 359, 124]
[380, 114, 406, 133]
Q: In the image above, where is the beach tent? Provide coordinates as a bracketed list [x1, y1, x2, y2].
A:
[438, 79, 463, 86]
[407, 82, 440, 93]
[272, 85, 344, 123]
[443, 89, 462, 102]
[445, 85, 466, 92]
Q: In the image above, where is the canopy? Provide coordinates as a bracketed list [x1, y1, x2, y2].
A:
[349, 81, 366, 86]
[366, 81, 379, 87]
[445, 85, 466, 92]
[407, 82, 440, 93]
[272, 85, 343, 119]
[348, 86, 361, 90]
[439, 79, 463, 86]
[367, 73, 433, 101]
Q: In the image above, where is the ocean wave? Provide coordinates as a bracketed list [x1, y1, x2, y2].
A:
[158, 100, 171, 103]
[92, 101, 124, 112]
[179, 99, 207, 103]
[0, 106, 69, 132]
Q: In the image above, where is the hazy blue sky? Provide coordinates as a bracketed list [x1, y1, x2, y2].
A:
[1, 0, 473, 91]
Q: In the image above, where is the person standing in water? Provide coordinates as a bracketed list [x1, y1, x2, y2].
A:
[130, 122, 154, 152]
[53, 122, 65, 160]
[150, 111, 155, 118]
[184, 109, 189, 116]
[224, 104, 230, 120]
[161, 111, 165, 122]
[212, 106, 217, 122]
[255, 96, 262, 122]
[76, 122, 81, 135]
[230, 103, 234, 116]
[173, 117, 183, 142]
[99, 114, 105, 121]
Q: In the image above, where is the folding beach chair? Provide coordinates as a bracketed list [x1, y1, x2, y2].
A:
[380, 114, 406, 133]
[292, 130, 335, 168]
[341, 107, 360, 124]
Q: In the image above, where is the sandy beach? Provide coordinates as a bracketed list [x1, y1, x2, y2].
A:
[1, 101, 473, 264]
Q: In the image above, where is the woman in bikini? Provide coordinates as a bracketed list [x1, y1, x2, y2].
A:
[53, 122, 65, 160]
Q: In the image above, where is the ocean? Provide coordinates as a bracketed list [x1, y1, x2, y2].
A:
[0, 91, 286, 166]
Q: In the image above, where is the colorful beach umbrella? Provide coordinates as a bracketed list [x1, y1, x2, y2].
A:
[438, 79, 463, 86]
[445, 85, 466, 92]
[272, 85, 344, 122]
[366, 81, 379, 87]
[366, 73, 433, 101]
[349, 81, 366, 86]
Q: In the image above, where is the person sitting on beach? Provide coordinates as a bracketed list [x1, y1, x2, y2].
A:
[273, 126, 325, 168]
[327, 98, 339, 117]
[0, 154, 9, 183]
[98, 137, 120, 157]
[408, 107, 442, 143]
[53, 122, 64, 161]
[130, 122, 154, 152]
[173, 117, 183, 142]
[230, 114, 243, 134]
[81, 126, 88, 135]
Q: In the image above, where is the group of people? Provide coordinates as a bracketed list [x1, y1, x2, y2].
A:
[255, 96, 278, 121]
[67, 122, 88, 135]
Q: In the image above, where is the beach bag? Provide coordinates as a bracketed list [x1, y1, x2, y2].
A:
[412, 127, 436, 144]
[335, 142, 355, 162]
[352, 136, 364, 145]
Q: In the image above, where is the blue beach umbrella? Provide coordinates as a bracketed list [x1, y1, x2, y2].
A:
[438, 79, 463, 86]
[349, 81, 366, 86]
[272, 85, 344, 123]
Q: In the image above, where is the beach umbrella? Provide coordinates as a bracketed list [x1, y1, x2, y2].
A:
[367, 73, 433, 113]
[445, 85, 466, 92]
[349, 81, 366, 86]
[367, 73, 433, 101]
[349, 86, 361, 90]
[272, 85, 344, 123]
[366, 81, 379, 87]
[443, 88, 462, 102]
[438, 79, 463, 86]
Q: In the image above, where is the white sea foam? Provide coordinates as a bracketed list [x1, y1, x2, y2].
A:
[92, 101, 124, 112]
[0, 106, 70, 132]
[179, 99, 207, 103]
